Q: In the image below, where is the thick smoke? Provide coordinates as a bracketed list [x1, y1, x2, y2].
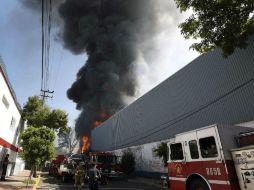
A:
[58, 0, 179, 139]
[21, 0, 186, 139]
[20, 0, 42, 11]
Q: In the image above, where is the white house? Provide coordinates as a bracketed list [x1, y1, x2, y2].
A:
[0, 56, 24, 176]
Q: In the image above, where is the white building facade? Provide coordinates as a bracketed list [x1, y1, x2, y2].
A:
[0, 57, 24, 176]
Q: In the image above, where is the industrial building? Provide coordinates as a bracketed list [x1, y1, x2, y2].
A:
[91, 40, 254, 174]
[0, 56, 24, 176]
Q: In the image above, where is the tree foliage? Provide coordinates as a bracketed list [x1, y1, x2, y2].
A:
[22, 96, 50, 128]
[20, 126, 55, 167]
[45, 109, 68, 130]
[175, 0, 254, 56]
[153, 142, 168, 167]
[21, 96, 69, 177]
[121, 150, 135, 175]
[22, 96, 68, 131]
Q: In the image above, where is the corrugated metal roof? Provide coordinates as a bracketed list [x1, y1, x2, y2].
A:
[91, 40, 254, 151]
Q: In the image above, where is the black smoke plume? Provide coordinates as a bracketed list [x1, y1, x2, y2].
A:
[59, 0, 168, 139]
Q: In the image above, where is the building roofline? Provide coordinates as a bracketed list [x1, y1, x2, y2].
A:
[0, 56, 22, 113]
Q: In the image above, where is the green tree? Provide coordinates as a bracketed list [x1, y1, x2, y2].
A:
[175, 0, 254, 56]
[21, 96, 69, 177]
[153, 142, 168, 167]
[20, 126, 55, 177]
[22, 96, 50, 128]
[45, 109, 68, 130]
[22, 96, 68, 131]
[121, 150, 135, 175]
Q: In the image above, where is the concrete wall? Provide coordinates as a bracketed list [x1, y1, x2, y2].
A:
[0, 71, 21, 153]
[0, 63, 24, 176]
[111, 120, 254, 176]
[13, 157, 25, 175]
[112, 141, 168, 175]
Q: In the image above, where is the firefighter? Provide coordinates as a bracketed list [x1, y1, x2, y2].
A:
[74, 161, 86, 187]
[100, 169, 108, 185]
[87, 162, 101, 190]
[100, 160, 111, 185]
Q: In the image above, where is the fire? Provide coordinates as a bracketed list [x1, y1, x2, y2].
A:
[80, 136, 90, 153]
[100, 112, 110, 118]
[80, 112, 111, 153]
[93, 112, 111, 128]
[93, 120, 103, 128]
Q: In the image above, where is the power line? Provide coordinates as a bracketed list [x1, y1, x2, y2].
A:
[53, 48, 64, 90]
[41, 0, 44, 92]
[41, 0, 54, 103]
[48, 1, 62, 96]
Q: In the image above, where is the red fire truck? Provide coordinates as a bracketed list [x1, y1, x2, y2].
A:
[48, 155, 67, 176]
[167, 124, 254, 190]
[90, 152, 123, 178]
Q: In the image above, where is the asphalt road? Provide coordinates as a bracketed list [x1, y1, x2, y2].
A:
[37, 174, 164, 190]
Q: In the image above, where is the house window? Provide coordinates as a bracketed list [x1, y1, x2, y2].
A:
[10, 117, 16, 129]
[2, 95, 9, 109]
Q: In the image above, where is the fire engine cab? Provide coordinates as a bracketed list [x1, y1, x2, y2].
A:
[90, 152, 123, 178]
[167, 124, 254, 190]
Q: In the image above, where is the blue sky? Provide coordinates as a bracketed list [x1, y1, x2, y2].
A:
[0, 1, 84, 126]
[0, 0, 199, 127]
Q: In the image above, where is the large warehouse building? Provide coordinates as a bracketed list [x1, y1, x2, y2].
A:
[91, 40, 254, 174]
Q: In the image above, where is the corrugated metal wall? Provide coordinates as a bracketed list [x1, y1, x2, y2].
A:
[91, 40, 254, 151]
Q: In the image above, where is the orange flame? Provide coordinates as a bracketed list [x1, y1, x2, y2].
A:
[92, 112, 111, 128]
[93, 120, 103, 128]
[80, 112, 111, 153]
[100, 112, 109, 118]
[80, 136, 90, 153]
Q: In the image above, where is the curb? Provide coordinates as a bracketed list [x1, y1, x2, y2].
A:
[32, 175, 41, 190]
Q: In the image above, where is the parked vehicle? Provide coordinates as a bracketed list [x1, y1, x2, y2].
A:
[167, 124, 254, 190]
[57, 152, 123, 184]
[89, 152, 123, 179]
[231, 131, 254, 190]
[58, 153, 86, 183]
[48, 155, 66, 176]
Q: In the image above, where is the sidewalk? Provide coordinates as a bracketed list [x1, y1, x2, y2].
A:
[0, 170, 36, 190]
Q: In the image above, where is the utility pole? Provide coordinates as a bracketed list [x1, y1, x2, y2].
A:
[40, 89, 54, 106]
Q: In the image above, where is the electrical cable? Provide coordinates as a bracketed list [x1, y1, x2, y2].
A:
[41, 0, 44, 91]
[41, 0, 54, 102]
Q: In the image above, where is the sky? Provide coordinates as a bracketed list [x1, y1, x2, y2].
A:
[0, 0, 199, 127]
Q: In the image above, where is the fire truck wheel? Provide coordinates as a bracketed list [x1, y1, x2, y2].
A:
[189, 178, 209, 190]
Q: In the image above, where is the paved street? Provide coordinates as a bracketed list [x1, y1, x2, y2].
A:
[37, 173, 164, 190]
